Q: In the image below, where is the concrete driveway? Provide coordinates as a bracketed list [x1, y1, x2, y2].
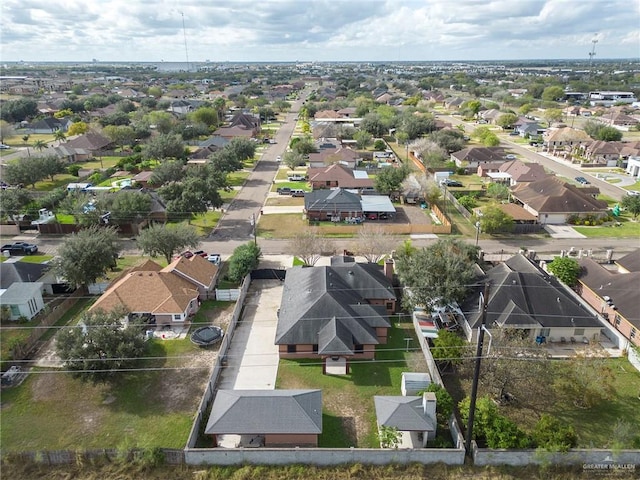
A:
[216, 279, 283, 390]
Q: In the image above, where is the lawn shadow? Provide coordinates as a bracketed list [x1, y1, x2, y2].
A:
[319, 412, 356, 447]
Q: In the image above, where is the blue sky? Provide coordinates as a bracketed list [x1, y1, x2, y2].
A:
[1, 0, 638, 62]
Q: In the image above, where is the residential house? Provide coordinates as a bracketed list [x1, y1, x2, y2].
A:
[132, 171, 155, 189]
[66, 132, 114, 154]
[168, 100, 194, 115]
[582, 141, 640, 167]
[459, 254, 603, 344]
[444, 97, 465, 110]
[510, 176, 609, 224]
[451, 147, 507, 172]
[479, 109, 502, 124]
[275, 257, 395, 370]
[577, 250, 640, 348]
[307, 163, 374, 192]
[24, 117, 71, 134]
[543, 127, 592, 152]
[513, 119, 545, 138]
[89, 259, 212, 329]
[205, 390, 322, 448]
[0, 282, 45, 320]
[308, 147, 360, 169]
[374, 392, 437, 448]
[52, 144, 91, 163]
[212, 112, 261, 139]
[162, 255, 219, 300]
[304, 188, 363, 222]
[605, 112, 639, 130]
[0, 262, 66, 295]
[473, 203, 538, 226]
[492, 160, 549, 186]
[626, 156, 640, 179]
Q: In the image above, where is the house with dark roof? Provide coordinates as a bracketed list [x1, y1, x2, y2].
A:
[308, 147, 360, 169]
[510, 176, 609, 224]
[577, 250, 640, 348]
[205, 390, 322, 447]
[66, 132, 114, 153]
[495, 159, 548, 186]
[0, 262, 62, 295]
[275, 258, 395, 371]
[304, 188, 363, 222]
[374, 392, 437, 448]
[24, 117, 71, 134]
[459, 254, 603, 344]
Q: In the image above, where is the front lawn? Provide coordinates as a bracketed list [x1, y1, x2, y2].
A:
[257, 213, 306, 238]
[573, 217, 640, 238]
[16, 255, 53, 264]
[276, 322, 428, 448]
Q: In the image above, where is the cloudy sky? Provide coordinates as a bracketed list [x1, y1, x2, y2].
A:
[1, 0, 638, 63]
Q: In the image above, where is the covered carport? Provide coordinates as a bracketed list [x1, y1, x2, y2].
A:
[361, 195, 396, 220]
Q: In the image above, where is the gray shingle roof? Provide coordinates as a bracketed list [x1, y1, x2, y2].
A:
[304, 188, 362, 214]
[374, 396, 436, 431]
[205, 390, 322, 435]
[276, 263, 394, 346]
[0, 263, 49, 289]
[461, 254, 600, 330]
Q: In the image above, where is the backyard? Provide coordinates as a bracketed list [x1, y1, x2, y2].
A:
[0, 300, 235, 452]
[276, 320, 432, 448]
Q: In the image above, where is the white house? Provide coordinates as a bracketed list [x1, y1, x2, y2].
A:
[0, 282, 45, 320]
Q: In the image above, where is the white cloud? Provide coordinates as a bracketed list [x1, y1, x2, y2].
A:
[0, 0, 637, 62]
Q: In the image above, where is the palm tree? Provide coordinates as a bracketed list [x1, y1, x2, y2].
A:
[33, 139, 47, 152]
[22, 134, 30, 157]
[53, 129, 66, 143]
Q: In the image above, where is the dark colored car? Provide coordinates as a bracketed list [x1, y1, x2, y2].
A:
[1, 242, 38, 255]
[575, 176, 590, 185]
[277, 187, 292, 195]
[440, 179, 463, 187]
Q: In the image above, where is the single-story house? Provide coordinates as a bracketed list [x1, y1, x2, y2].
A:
[543, 127, 592, 151]
[510, 176, 609, 224]
[162, 254, 219, 300]
[577, 250, 640, 348]
[0, 262, 64, 295]
[275, 257, 395, 369]
[374, 392, 437, 448]
[307, 163, 374, 192]
[495, 160, 549, 186]
[0, 282, 45, 320]
[451, 147, 507, 172]
[459, 254, 603, 344]
[308, 147, 360, 169]
[304, 188, 363, 222]
[205, 390, 322, 448]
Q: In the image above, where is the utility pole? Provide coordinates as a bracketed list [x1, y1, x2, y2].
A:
[465, 282, 490, 457]
[250, 213, 257, 245]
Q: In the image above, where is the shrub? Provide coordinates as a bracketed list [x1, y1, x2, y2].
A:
[67, 164, 82, 176]
[532, 414, 577, 452]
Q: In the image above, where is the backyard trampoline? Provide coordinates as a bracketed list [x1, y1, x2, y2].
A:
[190, 326, 224, 347]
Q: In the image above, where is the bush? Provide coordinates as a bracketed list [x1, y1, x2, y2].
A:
[67, 164, 82, 176]
[532, 414, 577, 452]
[228, 242, 262, 283]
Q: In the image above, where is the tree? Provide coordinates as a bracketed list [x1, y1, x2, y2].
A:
[228, 242, 262, 282]
[289, 228, 334, 266]
[373, 139, 386, 151]
[360, 113, 386, 137]
[110, 190, 152, 224]
[56, 309, 148, 383]
[53, 226, 121, 287]
[478, 204, 514, 234]
[225, 137, 257, 164]
[542, 108, 563, 127]
[53, 129, 67, 143]
[145, 111, 175, 134]
[0, 98, 38, 122]
[0, 188, 32, 222]
[0, 120, 15, 143]
[496, 113, 518, 130]
[283, 151, 305, 170]
[32, 139, 47, 152]
[554, 350, 615, 409]
[3, 156, 46, 188]
[485, 183, 509, 201]
[374, 165, 410, 195]
[457, 195, 478, 211]
[103, 125, 136, 149]
[353, 130, 372, 149]
[148, 160, 186, 187]
[541, 86, 565, 102]
[429, 129, 466, 154]
[136, 223, 199, 264]
[67, 121, 89, 136]
[142, 133, 185, 161]
[351, 224, 398, 264]
[395, 238, 478, 311]
[462, 100, 482, 118]
[622, 194, 640, 219]
[595, 126, 623, 142]
[546, 256, 580, 287]
[291, 136, 317, 156]
[39, 155, 65, 182]
[159, 174, 223, 221]
[431, 330, 466, 368]
[190, 107, 218, 129]
[424, 383, 454, 424]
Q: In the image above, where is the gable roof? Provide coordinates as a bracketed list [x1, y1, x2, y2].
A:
[162, 254, 218, 289]
[451, 147, 506, 164]
[461, 253, 601, 330]
[511, 176, 608, 214]
[616, 250, 640, 272]
[499, 160, 548, 183]
[66, 132, 113, 151]
[307, 163, 373, 189]
[0, 282, 43, 304]
[0, 262, 49, 289]
[205, 390, 322, 435]
[374, 396, 436, 431]
[544, 127, 592, 144]
[276, 263, 394, 347]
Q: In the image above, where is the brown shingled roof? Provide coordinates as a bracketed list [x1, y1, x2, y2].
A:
[162, 255, 218, 289]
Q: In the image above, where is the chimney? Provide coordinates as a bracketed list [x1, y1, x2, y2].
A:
[384, 258, 394, 280]
[422, 392, 436, 419]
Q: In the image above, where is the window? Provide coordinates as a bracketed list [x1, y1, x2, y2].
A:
[312, 344, 318, 353]
[354, 344, 364, 354]
[287, 344, 297, 353]
[631, 329, 637, 339]
[173, 314, 182, 321]
[615, 314, 622, 328]
[540, 328, 550, 337]
[10, 305, 20, 316]
[573, 328, 584, 336]
[385, 302, 394, 311]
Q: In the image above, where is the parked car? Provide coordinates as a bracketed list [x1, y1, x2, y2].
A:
[207, 254, 222, 265]
[0, 144, 10, 150]
[277, 187, 292, 195]
[287, 174, 306, 181]
[505, 154, 516, 160]
[575, 176, 590, 185]
[440, 179, 463, 187]
[291, 189, 305, 197]
[193, 250, 208, 258]
[276, 155, 282, 162]
[627, 190, 640, 196]
[174, 250, 194, 259]
[509, 131, 519, 136]
[1, 242, 38, 255]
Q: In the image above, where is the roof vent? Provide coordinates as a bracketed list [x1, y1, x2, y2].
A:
[348, 271, 354, 275]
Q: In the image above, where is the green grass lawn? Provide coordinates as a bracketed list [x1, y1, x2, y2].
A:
[15, 255, 53, 264]
[276, 322, 428, 448]
[258, 213, 306, 238]
[227, 171, 250, 187]
[573, 217, 640, 238]
[270, 181, 310, 192]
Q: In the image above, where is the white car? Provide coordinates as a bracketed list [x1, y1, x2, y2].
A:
[627, 190, 640, 196]
[0, 144, 10, 150]
[207, 254, 221, 265]
[276, 155, 282, 162]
